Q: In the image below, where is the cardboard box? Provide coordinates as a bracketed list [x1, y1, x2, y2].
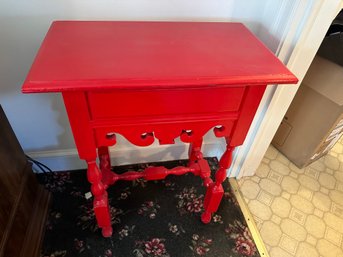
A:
[272, 56, 343, 168]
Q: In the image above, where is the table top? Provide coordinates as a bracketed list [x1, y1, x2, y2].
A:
[22, 21, 297, 93]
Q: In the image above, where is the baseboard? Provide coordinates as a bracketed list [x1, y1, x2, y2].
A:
[26, 141, 226, 172]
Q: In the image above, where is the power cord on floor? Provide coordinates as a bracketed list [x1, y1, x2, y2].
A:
[26, 154, 53, 174]
[26, 154, 54, 189]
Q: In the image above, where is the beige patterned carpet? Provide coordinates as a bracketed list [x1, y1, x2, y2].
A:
[238, 137, 343, 257]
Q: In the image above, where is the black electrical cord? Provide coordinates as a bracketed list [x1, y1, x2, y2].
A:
[26, 154, 53, 174]
[25, 154, 56, 191]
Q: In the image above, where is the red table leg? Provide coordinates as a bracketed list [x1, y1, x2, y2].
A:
[188, 139, 203, 165]
[201, 138, 234, 223]
[188, 139, 212, 187]
[98, 146, 113, 188]
[87, 160, 112, 237]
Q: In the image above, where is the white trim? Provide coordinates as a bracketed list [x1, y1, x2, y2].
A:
[228, 0, 301, 177]
[232, 0, 343, 178]
[27, 140, 225, 172]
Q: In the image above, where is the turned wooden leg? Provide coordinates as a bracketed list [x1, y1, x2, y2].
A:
[201, 139, 234, 223]
[87, 160, 112, 237]
[188, 138, 212, 187]
[98, 146, 112, 187]
[188, 138, 203, 165]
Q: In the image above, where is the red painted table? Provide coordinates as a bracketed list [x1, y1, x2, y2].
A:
[22, 21, 297, 237]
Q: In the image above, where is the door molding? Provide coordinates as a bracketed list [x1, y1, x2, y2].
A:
[230, 0, 343, 178]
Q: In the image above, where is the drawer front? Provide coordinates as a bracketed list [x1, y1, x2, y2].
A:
[87, 87, 245, 119]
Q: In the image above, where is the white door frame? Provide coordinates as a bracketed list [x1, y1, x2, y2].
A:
[230, 0, 343, 178]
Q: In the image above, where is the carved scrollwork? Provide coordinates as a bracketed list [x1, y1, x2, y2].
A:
[180, 129, 194, 142]
[94, 120, 234, 148]
[105, 132, 116, 140]
[138, 132, 155, 146]
[213, 125, 226, 137]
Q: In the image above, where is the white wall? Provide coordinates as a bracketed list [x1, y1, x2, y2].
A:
[0, 0, 281, 171]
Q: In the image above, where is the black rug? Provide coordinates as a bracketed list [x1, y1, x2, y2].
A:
[38, 158, 260, 257]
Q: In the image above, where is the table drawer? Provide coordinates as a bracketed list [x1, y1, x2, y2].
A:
[87, 87, 245, 119]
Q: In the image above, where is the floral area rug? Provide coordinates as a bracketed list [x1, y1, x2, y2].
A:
[38, 158, 260, 257]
